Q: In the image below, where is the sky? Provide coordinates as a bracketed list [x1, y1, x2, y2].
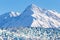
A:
[0, 0, 60, 15]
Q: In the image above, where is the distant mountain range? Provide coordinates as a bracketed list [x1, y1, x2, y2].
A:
[0, 4, 60, 28]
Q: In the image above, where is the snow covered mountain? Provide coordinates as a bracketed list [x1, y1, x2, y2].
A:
[0, 4, 60, 28]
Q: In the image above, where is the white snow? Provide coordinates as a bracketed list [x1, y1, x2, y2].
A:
[48, 10, 60, 18]
[9, 11, 20, 17]
[16, 12, 20, 16]
[10, 11, 16, 17]
[0, 4, 60, 28]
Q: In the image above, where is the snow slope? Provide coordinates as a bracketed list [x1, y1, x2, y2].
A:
[0, 4, 60, 28]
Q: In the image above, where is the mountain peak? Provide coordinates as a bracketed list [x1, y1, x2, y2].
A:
[28, 4, 39, 9]
[30, 4, 37, 7]
[21, 4, 41, 16]
[0, 4, 60, 28]
[9, 11, 20, 17]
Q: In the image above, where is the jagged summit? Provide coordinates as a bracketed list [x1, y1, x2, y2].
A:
[0, 4, 60, 28]
[0, 11, 20, 18]
[9, 11, 20, 17]
[27, 4, 42, 11]
[21, 4, 42, 16]
[28, 4, 38, 8]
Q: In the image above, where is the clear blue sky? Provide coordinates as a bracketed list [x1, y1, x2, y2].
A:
[0, 0, 60, 15]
